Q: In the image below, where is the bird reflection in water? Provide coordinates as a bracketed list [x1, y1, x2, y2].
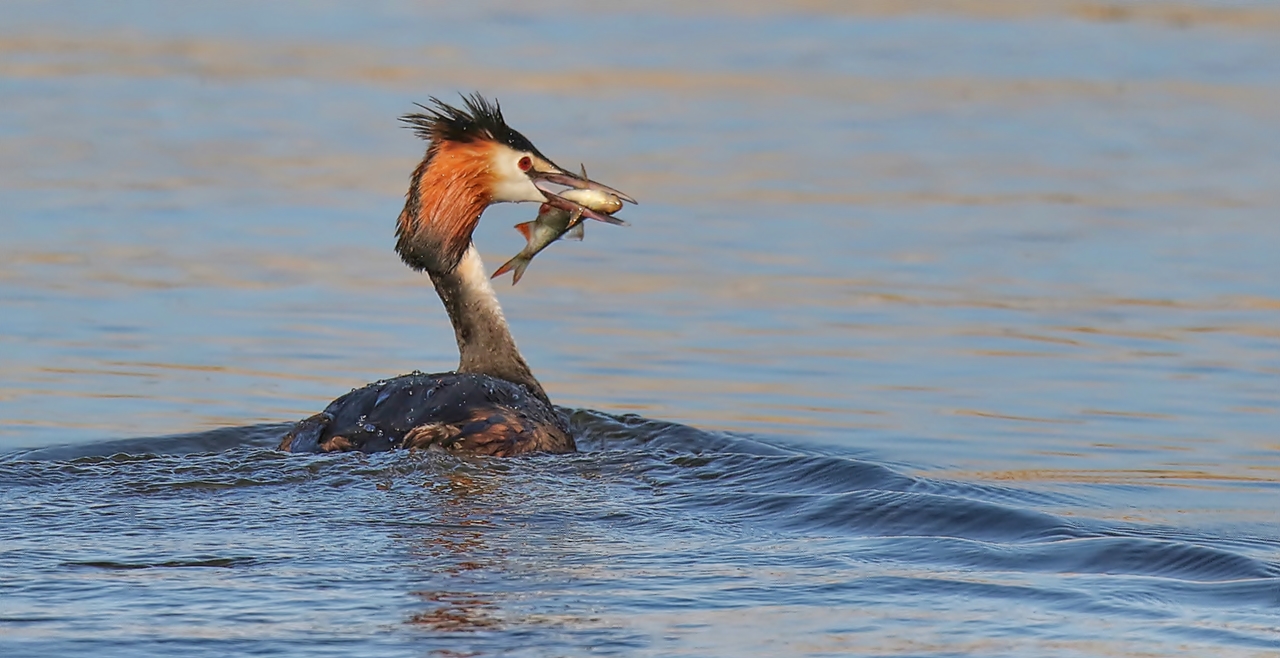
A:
[404, 472, 506, 634]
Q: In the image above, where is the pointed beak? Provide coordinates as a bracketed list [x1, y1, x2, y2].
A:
[530, 164, 636, 226]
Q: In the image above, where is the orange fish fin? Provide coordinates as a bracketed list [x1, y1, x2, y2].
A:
[514, 221, 534, 240]
[492, 257, 529, 285]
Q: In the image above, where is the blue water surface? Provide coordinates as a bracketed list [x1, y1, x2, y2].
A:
[1, 1, 1278, 656]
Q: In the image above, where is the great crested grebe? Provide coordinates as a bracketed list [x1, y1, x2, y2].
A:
[278, 94, 634, 456]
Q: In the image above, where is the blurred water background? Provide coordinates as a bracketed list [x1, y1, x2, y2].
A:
[1, 1, 1278, 656]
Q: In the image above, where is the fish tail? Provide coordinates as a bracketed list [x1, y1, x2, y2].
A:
[491, 256, 530, 284]
[491, 257, 518, 279]
[510, 258, 530, 284]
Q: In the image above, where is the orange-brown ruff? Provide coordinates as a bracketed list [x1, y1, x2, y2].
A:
[395, 140, 493, 275]
[278, 94, 632, 456]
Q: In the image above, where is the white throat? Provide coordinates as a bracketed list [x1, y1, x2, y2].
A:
[426, 243, 547, 402]
[454, 245, 506, 319]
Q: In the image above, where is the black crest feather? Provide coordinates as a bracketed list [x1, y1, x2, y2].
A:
[400, 93, 543, 156]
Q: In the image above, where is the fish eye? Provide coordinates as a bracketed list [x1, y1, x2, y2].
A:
[518, 156, 532, 172]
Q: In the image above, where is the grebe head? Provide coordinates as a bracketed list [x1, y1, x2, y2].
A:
[395, 93, 634, 274]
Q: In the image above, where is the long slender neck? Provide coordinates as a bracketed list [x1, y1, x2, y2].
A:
[428, 244, 549, 403]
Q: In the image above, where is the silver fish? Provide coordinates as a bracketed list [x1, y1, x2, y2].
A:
[492, 169, 624, 285]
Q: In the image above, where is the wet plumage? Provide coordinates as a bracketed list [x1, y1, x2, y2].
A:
[277, 372, 572, 455]
[279, 94, 634, 456]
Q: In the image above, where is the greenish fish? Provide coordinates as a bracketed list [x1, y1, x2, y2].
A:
[492, 177, 625, 285]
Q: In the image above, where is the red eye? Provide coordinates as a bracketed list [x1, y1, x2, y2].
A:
[518, 156, 532, 171]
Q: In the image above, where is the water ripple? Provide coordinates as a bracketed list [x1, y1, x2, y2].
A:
[2, 411, 1277, 656]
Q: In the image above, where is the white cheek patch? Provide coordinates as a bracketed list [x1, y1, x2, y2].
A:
[488, 145, 545, 204]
